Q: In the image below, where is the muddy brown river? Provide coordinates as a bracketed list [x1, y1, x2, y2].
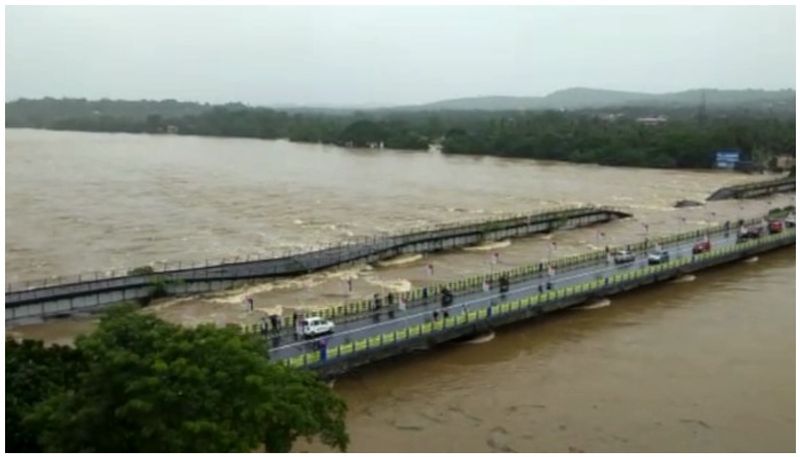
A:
[5, 128, 796, 452]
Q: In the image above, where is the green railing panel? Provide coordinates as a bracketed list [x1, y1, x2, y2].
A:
[339, 343, 354, 356]
[289, 355, 305, 367]
[306, 352, 320, 364]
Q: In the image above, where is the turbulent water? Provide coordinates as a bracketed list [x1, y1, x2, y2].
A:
[6, 128, 796, 451]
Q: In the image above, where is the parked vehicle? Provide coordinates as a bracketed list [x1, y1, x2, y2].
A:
[613, 250, 635, 264]
[647, 250, 670, 265]
[302, 316, 335, 337]
[692, 240, 711, 254]
[769, 220, 784, 234]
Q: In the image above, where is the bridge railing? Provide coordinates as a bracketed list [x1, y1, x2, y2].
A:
[275, 227, 796, 368]
[6, 205, 621, 294]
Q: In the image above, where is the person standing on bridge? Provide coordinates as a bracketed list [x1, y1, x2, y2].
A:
[346, 277, 353, 295]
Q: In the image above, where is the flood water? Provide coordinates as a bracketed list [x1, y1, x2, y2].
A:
[5, 128, 796, 451]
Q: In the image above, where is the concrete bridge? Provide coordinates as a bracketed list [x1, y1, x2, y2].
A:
[263, 215, 795, 377]
[6, 205, 630, 325]
[707, 175, 795, 200]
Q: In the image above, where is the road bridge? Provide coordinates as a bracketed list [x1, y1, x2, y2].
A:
[264, 216, 795, 377]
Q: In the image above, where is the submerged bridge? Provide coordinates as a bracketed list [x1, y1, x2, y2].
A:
[262, 214, 795, 377]
[6, 205, 629, 325]
[707, 175, 795, 201]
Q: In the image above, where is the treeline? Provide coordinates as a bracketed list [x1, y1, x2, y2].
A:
[6, 98, 796, 169]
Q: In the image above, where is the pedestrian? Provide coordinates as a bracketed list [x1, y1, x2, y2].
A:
[387, 292, 394, 306]
[499, 274, 509, 293]
[346, 277, 353, 294]
[398, 296, 407, 313]
[295, 315, 304, 340]
[538, 284, 543, 293]
[433, 310, 439, 321]
[292, 311, 298, 329]
[246, 295, 254, 312]
[422, 287, 429, 302]
[426, 263, 434, 277]
[482, 279, 490, 293]
[546, 281, 552, 290]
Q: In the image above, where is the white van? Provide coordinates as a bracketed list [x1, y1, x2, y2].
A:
[302, 316, 335, 337]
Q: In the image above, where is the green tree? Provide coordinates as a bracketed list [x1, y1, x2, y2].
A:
[16, 306, 348, 452]
[5, 339, 86, 452]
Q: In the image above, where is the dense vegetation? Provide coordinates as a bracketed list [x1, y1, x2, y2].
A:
[6, 306, 348, 452]
[6, 97, 796, 169]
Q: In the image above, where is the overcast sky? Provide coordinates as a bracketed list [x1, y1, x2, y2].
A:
[5, 6, 796, 106]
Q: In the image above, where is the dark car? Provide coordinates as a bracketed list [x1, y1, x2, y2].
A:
[692, 240, 711, 254]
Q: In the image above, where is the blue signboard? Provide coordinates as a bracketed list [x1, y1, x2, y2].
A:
[715, 150, 741, 169]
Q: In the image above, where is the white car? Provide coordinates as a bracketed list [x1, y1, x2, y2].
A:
[302, 316, 335, 337]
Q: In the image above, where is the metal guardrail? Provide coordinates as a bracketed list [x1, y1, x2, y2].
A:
[6, 204, 624, 294]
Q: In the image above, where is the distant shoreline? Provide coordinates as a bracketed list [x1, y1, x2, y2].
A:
[5, 125, 786, 175]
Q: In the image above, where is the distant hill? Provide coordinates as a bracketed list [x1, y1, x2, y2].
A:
[400, 87, 796, 112]
[6, 88, 795, 128]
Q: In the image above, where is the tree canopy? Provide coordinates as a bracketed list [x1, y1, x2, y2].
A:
[6, 306, 348, 452]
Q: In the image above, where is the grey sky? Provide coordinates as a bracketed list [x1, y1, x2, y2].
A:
[5, 6, 796, 106]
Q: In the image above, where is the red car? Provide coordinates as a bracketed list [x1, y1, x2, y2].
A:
[692, 240, 711, 254]
[769, 220, 784, 234]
